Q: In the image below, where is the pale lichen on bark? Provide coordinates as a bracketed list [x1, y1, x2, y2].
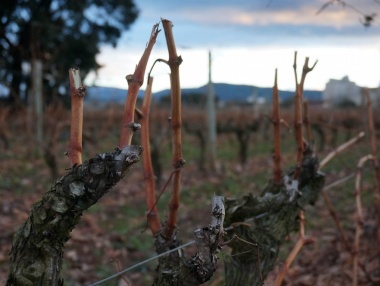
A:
[224, 146, 325, 286]
[153, 196, 225, 286]
[7, 145, 142, 286]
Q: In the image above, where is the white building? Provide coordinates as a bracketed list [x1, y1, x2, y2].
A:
[365, 88, 380, 108]
[323, 76, 362, 107]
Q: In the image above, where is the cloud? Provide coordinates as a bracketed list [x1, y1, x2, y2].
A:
[136, 0, 380, 30]
[128, 0, 380, 49]
[179, 5, 369, 28]
[91, 0, 380, 92]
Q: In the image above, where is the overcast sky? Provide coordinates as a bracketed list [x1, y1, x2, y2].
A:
[85, 0, 380, 92]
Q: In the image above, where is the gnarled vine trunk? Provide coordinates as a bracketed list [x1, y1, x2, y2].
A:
[7, 145, 142, 286]
[224, 147, 325, 286]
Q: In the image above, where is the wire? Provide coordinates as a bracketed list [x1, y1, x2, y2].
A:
[88, 240, 195, 286]
[88, 211, 266, 285]
[89, 172, 353, 285]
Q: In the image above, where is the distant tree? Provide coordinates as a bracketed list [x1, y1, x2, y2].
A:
[0, 0, 138, 106]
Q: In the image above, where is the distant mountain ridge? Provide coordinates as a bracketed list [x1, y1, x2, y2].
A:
[86, 83, 322, 104]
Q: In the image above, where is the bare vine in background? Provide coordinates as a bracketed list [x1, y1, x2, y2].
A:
[5, 14, 380, 285]
[353, 154, 374, 286]
[363, 89, 380, 208]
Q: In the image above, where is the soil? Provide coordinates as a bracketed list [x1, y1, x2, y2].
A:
[1, 106, 379, 285]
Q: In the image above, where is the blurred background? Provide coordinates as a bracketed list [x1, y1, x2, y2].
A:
[0, 1, 379, 285]
[1, 0, 380, 105]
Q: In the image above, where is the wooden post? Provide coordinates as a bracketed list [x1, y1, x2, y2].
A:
[206, 51, 217, 170]
[32, 59, 43, 154]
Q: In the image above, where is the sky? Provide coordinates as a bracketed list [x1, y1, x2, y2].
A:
[84, 0, 380, 92]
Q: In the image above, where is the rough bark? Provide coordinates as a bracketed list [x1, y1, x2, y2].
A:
[6, 145, 142, 286]
[153, 196, 225, 286]
[224, 146, 325, 286]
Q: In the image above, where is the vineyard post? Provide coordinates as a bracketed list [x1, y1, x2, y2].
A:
[207, 50, 217, 170]
[272, 68, 282, 184]
[32, 59, 44, 154]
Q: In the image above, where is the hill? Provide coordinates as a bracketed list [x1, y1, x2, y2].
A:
[85, 83, 322, 105]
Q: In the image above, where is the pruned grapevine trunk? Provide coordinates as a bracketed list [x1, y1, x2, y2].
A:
[153, 196, 225, 286]
[224, 146, 325, 286]
[6, 145, 142, 286]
